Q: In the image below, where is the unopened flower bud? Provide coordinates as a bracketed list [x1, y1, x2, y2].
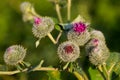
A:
[57, 41, 80, 62]
[90, 30, 105, 42]
[67, 22, 90, 46]
[85, 38, 109, 65]
[20, 2, 32, 14]
[32, 17, 55, 39]
[20, 2, 38, 22]
[4, 45, 26, 65]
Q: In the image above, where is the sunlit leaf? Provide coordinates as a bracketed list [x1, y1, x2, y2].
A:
[47, 71, 61, 80]
[106, 52, 120, 71]
[55, 24, 62, 31]
[35, 40, 40, 48]
[114, 59, 120, 75]
[88, 67, 104, 80]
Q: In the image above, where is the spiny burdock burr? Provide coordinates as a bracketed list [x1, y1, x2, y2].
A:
[67, 22, 90, 46]
[90, 30, 105, 42]
[4, 45, 26, 66]
[20, 2, 38, 22]
[57, 41, 80, 62]
[85, 38, 110, 65]
[32, 17, 55, 39]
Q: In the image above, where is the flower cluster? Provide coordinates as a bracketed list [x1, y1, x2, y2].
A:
[57, 18, 111, 65]
[85, 31, 110, 65]
[3, 1, 112, 74]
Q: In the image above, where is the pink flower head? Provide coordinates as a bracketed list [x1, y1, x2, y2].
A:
[73, 22, 86, 34]
[93, 47, 99, 52]
[6, 47, 12, 52]
[64, 45, 73, 54]
[34, 17, 42, 26]
[93, 39, 99, 46]
[6, 47, 14, 54]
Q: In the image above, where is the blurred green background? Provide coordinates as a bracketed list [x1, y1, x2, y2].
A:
[0, 0, 120, 80]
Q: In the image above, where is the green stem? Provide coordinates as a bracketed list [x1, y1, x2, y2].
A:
[67, 0, 71, 21]
[102, 63, 110, 80]
[47, 33, 57, 44]
[108, 63, 115, 74]
[56, 30, 62, 43]
[73, 71, 84, 80]
[81, 72, 88, 80]
[97, 65, 106, 80]
[55, 4, 63, 23]
[0, 67, 58, 75]
[63, 62, 70, 70]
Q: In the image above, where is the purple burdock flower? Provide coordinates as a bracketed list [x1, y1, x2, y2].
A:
[64, 45, 74, 54]
[32, 17, 55, 39]
[85, 38, 110, 65]
[93, 39, 99, 47]
[6, 47, 12, 52]
[34, 17, 42, 26]
[57, 41, 80, 62]
[90, 30, 106, 42]
[73, 22, 86, 34]
[67, 22, 90, 46]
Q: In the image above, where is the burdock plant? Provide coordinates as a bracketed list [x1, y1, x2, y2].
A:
[0, 0, 120, 80]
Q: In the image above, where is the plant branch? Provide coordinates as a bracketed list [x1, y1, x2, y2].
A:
[102, 63, 110, 80]
[0, 67, 58, 75]
[108, 63, 115, 74]
[73, 71, 85, 80]
[67, 0, 71, 21]
[97, 65, 106, 80]
[55, 4, 63, 23]
[82, 71, 89, 80]
[56, 30, 62, 43]
[47, 33, 57, 44]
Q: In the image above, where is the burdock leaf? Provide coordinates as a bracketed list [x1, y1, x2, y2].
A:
[55, 24, 62, 31]
[88, 67, 104, 80]
[35, 39, 40, 48]
[47, 70, 61, 80]
[73, 64, 89, 80]
[106, 52, 120, 75]
[106, 52, 120, 71]
[22, 61, 31, 67]
[16, 64, 23, 71]
[113, 56, 120, 75]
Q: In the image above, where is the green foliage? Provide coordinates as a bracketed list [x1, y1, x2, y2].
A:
[105, 52, 120, 75]
[114, 58, 120, 75]
[47, 71, 61, 80]
[0, 0, 120, 80]
[106, 52, 120, 70]
[88, 67, 104, 80]
[55, 24, 62, 31]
